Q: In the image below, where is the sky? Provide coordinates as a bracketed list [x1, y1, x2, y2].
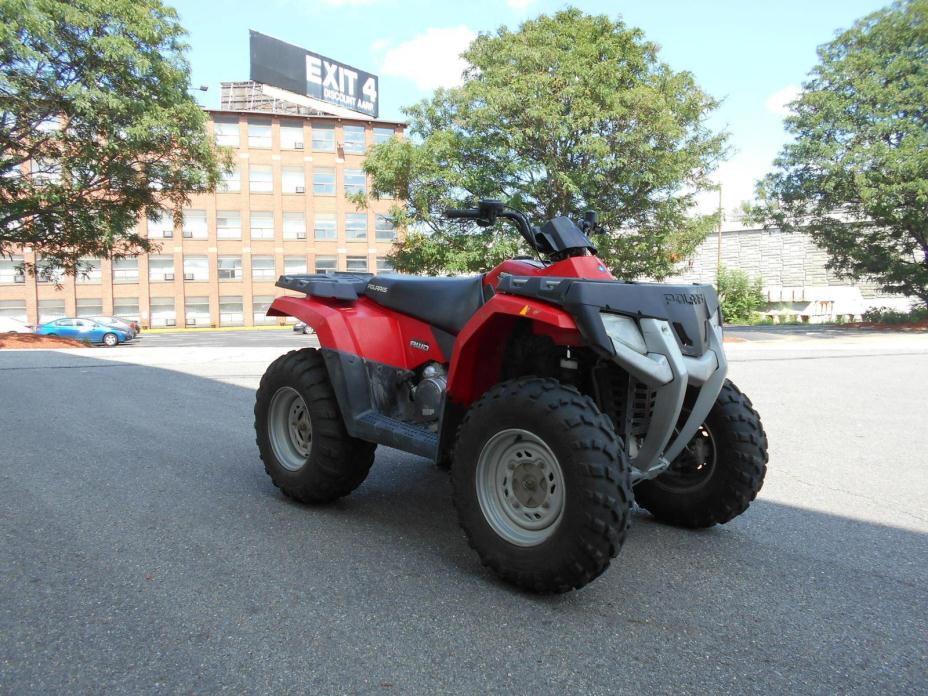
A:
[171, 0, 888, 215]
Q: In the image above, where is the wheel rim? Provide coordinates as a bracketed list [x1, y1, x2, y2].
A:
[657, 422, 718, 492]
[267, 386, 312, 471]
[104, 334, 117, 346]
[475, 428, 565, 547]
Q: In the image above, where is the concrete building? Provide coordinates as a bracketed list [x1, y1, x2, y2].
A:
[664, 220, 912, 321]
[0, 105, 405, 329]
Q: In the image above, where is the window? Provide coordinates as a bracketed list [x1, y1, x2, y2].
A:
[253, 295, 276, 325]
[76, 298, 103, 317]
[0, 300, 27, 321]
[281, 167, 305, 194]
[283, 212, 306, 240]
[345, 213, 367, 241]
[343, 125, 366, 154]
[112, 257, 139, 283]
[36, 256, 63, 284]
[219, 296, 244, 326]
[346, 256, 369, 272]
[314, 213, 336, 241]
[76, 258, 102, 283]
[313, 168, 335, 196]
[38, 299, 66, 323]
[344, 169, 366, 196]
[250, 211, 274, 240]
[0, 255, 24, 283]
[183, 255, 208, 282]
[185, 296, 210, 326]
[249, 165, 273, 194]
[284, 255, 307, 275]
[216, 210, 241, 240]
[248, 119, 272, 148]
[113, 297, 140, 321]
[252, 255, 276, 280]
[375, 215, 397, 242]
[150, 297, 176, 327]
[148, 211, 174, 238]
[183, 209, 207, 239]
[312, 124, 335, 151]
[220, 167, 240, 192]
[314, 256, 337, 274]
[149, 255, 175, 282]
[31, 158, 61, 184]
[214, 117, 239, 146]
[218, 256, 242, 280]
[373, 127, 395, 145]
[280, 121, 304, 150]
[376, 257, 394, 273]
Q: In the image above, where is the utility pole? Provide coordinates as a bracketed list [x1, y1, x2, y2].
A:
[716, 184, 723, 281]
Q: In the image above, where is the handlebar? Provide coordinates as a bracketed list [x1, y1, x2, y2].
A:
[443, 201, 539, 253]
[443, 208, 481, 220]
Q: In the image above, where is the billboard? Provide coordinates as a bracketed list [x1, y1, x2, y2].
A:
[249, 31, 379, 118]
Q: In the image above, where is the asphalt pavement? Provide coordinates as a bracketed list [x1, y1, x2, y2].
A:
[1, 329, 926, 694]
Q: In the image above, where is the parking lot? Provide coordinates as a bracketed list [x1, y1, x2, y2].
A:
[2, 328, 926, 694]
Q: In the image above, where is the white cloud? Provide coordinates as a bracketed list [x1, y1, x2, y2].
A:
[507, 0, 535, 8]
[380, 25, 476, 90]
[766, 85, 801, 117]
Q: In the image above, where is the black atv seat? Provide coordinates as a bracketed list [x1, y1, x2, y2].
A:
[364, 274, 484, 335]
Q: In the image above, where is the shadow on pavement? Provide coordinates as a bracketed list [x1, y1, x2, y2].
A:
[1, 350, 925, 694]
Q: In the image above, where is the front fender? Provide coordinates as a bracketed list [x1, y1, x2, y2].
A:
[446, 294, 581, 404]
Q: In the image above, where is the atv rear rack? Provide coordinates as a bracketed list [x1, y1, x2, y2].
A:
[276, 273, 373, 301]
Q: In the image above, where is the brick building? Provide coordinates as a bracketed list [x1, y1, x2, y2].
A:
[0, 100, 405, 328]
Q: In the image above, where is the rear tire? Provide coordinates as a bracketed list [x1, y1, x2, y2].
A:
[452, 377, 632, 593]
[634, 379, 767, 528]
[255, 348, 376, 503]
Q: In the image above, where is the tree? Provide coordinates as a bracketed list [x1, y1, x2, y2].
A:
[752, 0, 928, 306]
[716, 266, 764, 324]
[0, 0, 230, 277]
[359, 9, 727, 278]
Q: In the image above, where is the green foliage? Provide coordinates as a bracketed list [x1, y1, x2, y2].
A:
[861, 305, 928, 324]
[0, 0, 231, 276]
[716, 266, 764, 324]
[359, 9, 727, 277]
[751, 0, 928, 306]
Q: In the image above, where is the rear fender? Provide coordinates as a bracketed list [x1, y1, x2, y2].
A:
[446, 294, 581, 405]
[267, 295, 447, 366]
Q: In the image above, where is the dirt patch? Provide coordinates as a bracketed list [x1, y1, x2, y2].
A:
[0, 333, 88, 349]
[723, 335, 748, 344]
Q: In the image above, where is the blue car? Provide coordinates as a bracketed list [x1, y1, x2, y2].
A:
[36, 317, 131, 346]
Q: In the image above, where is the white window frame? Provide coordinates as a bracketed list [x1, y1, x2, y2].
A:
[314, 256, 337, 274]
[345, 213, 367, 241]
[183, 209, 208, 239]
[251, 256, 276, 281]
[214, 117, 240, 147]
[346, 256, 369, 273]
[183, 255, 209, 282]
[343, 125, 366, 154]
[248, 119, 272, 149]
[112, 257, 139, 283]
[312, 124, 335, 152]
[249, 165, 273, 194]
[280, 122, 305, 150]
[314, 214, 337, 241]
[218, 256, 243, 281]
[281, 167, 305, 194]
[250, 211, 275, 240]
[283, 212, 306, 240]
[344, 169, 366, 196]
[313, 168, 335, 196]
[149, 255, 175, 282]
[216, 210, 242, 240]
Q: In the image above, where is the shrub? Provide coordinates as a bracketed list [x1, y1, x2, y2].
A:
[716, 266, 764, 324]
[861, 306, 928, 324]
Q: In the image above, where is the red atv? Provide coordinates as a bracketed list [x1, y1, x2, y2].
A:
[255, 200, 768, 593]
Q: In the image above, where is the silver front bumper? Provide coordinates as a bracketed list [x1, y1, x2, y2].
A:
[610, 318, 727, 482]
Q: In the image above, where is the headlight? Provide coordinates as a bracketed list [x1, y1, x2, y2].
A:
[600, 312, 647, 355]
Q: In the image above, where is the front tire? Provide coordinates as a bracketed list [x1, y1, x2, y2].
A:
[102, 332, 118, 347]
[452, 378, 632, 593]
[634, 379, 768, 528]
[255, 348, 376, 503]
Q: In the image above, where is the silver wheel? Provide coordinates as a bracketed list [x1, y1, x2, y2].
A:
[103, 333, 118, 347]
[267, 386, 312, 471]
[475, 428, 566, 547]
